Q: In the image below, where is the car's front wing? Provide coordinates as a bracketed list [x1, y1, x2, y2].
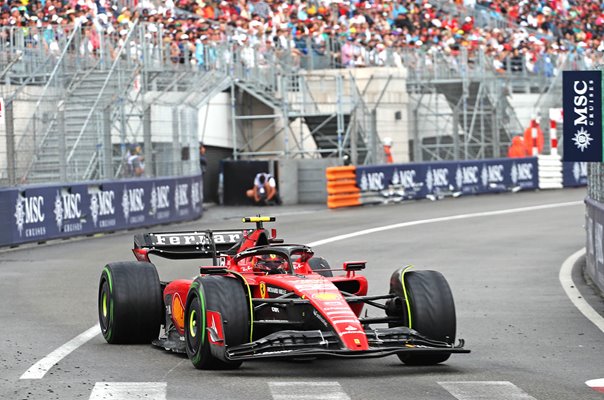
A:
[226, 326, 469, 361]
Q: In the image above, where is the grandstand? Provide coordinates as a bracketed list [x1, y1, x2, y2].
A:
[0, 0, 595, 189]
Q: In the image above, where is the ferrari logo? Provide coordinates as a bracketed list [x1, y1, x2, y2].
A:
[259, 282, 266, 298]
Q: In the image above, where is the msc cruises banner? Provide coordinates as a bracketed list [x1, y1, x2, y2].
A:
[563, 70, 602, 162]
[562, 161, 588, 187]
[0, 174, 203, 247]
[355, 158, 538, 202]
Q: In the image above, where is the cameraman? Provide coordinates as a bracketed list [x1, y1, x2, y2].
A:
[246, 172, 280, 205]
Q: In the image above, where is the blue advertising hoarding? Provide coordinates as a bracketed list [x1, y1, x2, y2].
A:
[563, 70, 603, 162]
[0, 174, 203, 247]
[562, 161, 588, 187]
[356, 158, 538, 200]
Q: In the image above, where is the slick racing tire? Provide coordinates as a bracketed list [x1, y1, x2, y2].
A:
[387, 268, 456, 365]
[98, 262, 163, 344]
[308, 256, 333, 278]
[185, 275, 250, 370]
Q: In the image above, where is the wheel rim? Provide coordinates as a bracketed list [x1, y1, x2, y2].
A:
[102, 292, 108, 318]
[186, 297, 202, 357]
[189, 310, 197, 338]
[99, 279, 111, 335]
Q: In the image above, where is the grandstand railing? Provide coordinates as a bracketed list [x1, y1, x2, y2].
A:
[0, 20, 576, 185]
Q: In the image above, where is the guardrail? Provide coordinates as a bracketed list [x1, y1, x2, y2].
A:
[0, 174, 203, 247]
[326, 158, 587, 209]
[585, 197, 604, 293]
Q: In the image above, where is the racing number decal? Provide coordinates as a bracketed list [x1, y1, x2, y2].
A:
[259, 282, 266, 299]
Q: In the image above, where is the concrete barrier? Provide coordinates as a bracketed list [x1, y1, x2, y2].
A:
[585, 197, 604, 293]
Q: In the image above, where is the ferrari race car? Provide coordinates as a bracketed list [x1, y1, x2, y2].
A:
[98, 216, 469, 369]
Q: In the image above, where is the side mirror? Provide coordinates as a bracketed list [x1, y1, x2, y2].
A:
[343, 261, 366, 277]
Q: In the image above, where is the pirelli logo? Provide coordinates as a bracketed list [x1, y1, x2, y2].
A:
[150, 231, 243, 246]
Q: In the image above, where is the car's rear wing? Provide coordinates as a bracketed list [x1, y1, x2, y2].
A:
[133, 230, 245, 260]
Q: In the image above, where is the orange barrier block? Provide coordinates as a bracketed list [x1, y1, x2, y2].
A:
[327, 179, 358, 195]
[327, 193, 361, 209]
[325, 166, 361, 209]
[326, 166, 357, 181]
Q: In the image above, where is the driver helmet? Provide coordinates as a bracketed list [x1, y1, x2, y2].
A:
[253, 253, 287, 274]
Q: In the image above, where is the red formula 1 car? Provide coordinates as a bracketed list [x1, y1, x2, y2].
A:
[98, 217, 469, 369]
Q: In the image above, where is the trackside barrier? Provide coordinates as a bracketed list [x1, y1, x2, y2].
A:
[562, 161, 588, 187]
[327, 157, 587, 209]
[0, 174, 203, 247]
[331, 158, 540, 209]
[585, 197, 604, 293]
[326, 166, 361, 209]
[538, 155, 563, 189]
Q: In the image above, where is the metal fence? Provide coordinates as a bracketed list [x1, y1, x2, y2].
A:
[0, 21, 576, 186]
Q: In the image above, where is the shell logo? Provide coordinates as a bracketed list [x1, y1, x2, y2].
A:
[312, 292, 339, 301]
[172, 294, 185, 331]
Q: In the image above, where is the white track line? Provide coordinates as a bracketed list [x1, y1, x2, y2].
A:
[438, 381, 537, 400]
[308, 201, 583, 247]
[269, 381, 351, 400]
[20, 200, 582, 380]
[20, 324, 101, 379]
[559, 248, 604, 333]
[89, 382, 166, 400]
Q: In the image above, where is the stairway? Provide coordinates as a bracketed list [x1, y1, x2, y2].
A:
[428, 81, 518, 160]
[25, 70, 120, 183]
[303, 114, 370, 161]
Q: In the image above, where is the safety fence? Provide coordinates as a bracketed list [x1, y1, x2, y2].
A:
[327, 158, 587, 209]
[0, 174, 203, 247]
[585, 197, 604, 294]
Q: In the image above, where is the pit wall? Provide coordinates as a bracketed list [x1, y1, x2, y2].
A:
[0, 174, 203, 247]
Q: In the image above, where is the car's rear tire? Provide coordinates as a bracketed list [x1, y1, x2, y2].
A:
[185, 275, 250, 370]
[98, 262, 163, 344]
[308, 256, 333, 277]
[387, 268, 456, 365]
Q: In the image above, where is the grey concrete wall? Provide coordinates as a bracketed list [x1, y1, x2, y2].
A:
[277, 158, 298, 205]
[297, 158, 340, 204]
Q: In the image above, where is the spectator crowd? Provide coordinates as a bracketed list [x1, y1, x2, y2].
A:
[0, 0, 602, 74]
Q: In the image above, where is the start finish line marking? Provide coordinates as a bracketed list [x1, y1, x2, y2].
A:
[438, 381, 537, 400]
[89, 382, 167, 400]
[269, 382, 351, 400]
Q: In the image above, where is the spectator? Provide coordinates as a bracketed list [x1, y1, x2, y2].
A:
[125, 144, 145, 177]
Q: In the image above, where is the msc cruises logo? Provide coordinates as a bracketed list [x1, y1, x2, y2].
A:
[563, 71, 602, 161]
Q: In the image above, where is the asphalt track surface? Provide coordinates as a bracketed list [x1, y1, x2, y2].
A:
[2, 188, 603, 400]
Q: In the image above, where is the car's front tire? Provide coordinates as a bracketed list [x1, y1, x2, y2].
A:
[387, 268, 456, 365]
[185, 275, 250, 370]
[98, 262, 163, 344]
